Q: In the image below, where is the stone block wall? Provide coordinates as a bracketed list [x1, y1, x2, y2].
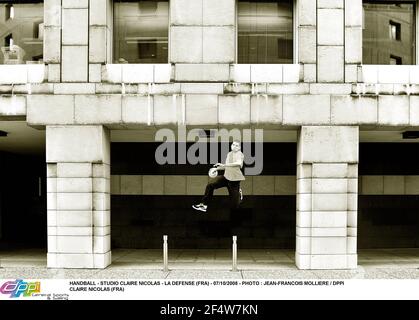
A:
[46, 125, 111, 268]
[297, 0, 363, 83]
[170, 0, 235, 64]
[40, 0, 365, 84]
[296, 126, 359, 269]
[43, 0, 112, 83]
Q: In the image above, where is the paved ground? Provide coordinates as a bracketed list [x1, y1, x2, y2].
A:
[1, 248, 419, 279]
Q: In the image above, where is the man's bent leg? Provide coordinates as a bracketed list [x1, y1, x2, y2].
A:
[201, 176, 228, 205]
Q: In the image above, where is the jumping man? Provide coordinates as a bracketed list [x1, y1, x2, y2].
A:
[192, 140, 245, 213]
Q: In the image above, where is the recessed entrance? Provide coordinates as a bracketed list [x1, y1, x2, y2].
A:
[110, 142, 297, 250]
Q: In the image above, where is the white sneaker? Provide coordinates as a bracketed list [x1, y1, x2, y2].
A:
[239, 188, 243, 201]
[192, 203, 207, 213]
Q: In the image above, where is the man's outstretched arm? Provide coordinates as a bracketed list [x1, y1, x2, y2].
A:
[214, 154, 244, 169]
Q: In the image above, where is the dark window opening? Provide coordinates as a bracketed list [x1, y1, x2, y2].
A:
[389, 20, 401, 40]
[5, 4, 12, 20]
[390, 54, 402, 64]
[4, 34, 12, 47]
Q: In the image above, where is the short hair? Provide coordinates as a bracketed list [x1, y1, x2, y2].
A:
[232, 139, 241, 144]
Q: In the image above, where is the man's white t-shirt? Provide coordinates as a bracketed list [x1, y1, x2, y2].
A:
[224, 151, 245, 181]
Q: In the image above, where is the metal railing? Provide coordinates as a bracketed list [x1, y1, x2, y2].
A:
[162, 235, 239, 272]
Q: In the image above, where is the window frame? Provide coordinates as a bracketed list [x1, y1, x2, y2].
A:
[235, 0, 297, 64]
[112, 0, 171, 64]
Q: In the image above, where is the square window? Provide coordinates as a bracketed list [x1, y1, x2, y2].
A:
[238, 0, 294, 64]
[113, 1, 169, 64]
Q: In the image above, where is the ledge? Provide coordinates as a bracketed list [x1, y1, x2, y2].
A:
[230, 64, 302, 83]
[102, 63, 303, 84]
[102, 64, 172, 84]
[0, 64, 47, 85]
[22, 92, 419, 128]
[360, 65, 419, 84]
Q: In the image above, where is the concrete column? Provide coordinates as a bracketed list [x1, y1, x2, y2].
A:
[296, 126, 359, 270]
[317, 0, 344, 83]
[61, 0, 89, 82]
[44, 0, 62, 82]
[89, 0, 113, 82]
[46, 125, 111, 269]
[344, 0, 362, 83]
[298, 0, 317, 82]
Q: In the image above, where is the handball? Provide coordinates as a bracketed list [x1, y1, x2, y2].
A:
[208, 167, 218, 178]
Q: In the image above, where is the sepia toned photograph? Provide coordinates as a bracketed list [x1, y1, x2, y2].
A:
[1, 0, 419, 303]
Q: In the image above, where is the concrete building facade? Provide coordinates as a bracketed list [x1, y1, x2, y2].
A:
[1, 0, 419, 270]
